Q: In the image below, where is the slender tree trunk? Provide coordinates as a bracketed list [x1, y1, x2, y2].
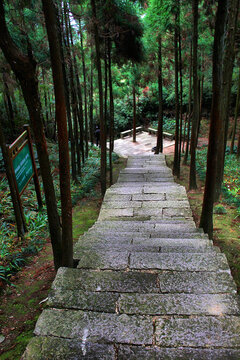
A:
[155, 35, 163, 154]
[42, 0, 73, 267]
[79, 19, 89, 158]
[89, 49, 94, 145]
[230, 67, 240, 153]
[64, 5, 81, 176]
[178, 30, 183, 167]
[3, 73, 15, 136]
[237, 127, 240, 158]
[133, 84, 136, 142]
[214, 0, 239, 200]
[189, 0, 199, 189]
[173, 5, 180, 178]
[0, 0, 63, 270]
[108, 40, 114, 185]
[59, 12, 76, 180]
[91, 0, 106, 196]
[200, 0, 238, 237]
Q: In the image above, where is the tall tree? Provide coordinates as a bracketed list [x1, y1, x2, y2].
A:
[91, 0, 106, 196]
[42, 0, 73, 267]
[200, 0, 239, 237]
[173, 1, 180, 178]
[189, 0, 199, 190]
[0, 0, 62, 270]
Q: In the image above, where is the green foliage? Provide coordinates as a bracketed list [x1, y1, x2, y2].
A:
[213, 205, 227, 214]
[0, 144, 118, 284]
[195, 147, 240, 214]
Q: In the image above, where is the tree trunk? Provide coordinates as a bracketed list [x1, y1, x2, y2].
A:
[155, 35, 163, 154]
[64, 4, 81, 176]
[91, 0, 106, 196]
[133, 84, 136, 143]
[189, 0, 199, 190]
[0, 0, 63, 270]
[108, 40, 114, 185]
[214, 0, 239, 200]
[230, 67, 240, 153]
[79, 19, 89, 158]
[89, 49, 94, 145]
[178, 30, 183, 168]
[200, 0, 238, 237]
[173, 6, 180, 178]
[3, 72, 15, 136]
[42, 0, 73, 267]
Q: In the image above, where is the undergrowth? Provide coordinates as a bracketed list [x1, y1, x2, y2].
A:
[0, 143, 117, 285]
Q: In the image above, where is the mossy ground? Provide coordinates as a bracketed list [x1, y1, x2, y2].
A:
[0, 155, 127, 360]
[166, 154, 240, 291]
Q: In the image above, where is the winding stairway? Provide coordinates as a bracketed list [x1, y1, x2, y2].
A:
[23, 154, 240, 359]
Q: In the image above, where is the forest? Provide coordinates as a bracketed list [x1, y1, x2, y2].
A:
[0, 0, 240, 357]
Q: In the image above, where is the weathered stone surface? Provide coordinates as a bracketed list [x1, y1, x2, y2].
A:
[119, 293, 240, 315]
[133, 208, 163, 217]
[117, 345, 240, 360]
[77, 250, 129, 270]
[103, 194, 132, 202]
[132, 194, 166, 201]
[159, 271, 237, 294]
[163, 207, 193, 218]
[52, 268, 159, 293]
[155, 316, 240, 347]
[35, 309, 153, 345]
[102, 201, 142, 209]
[130, 253, 229, 271]
[141, 201, 190, 208]
[98, 208, 134, 220]
[22, 337, 116, 360]
[133, 237, 211, 247]
[48, 289, 118, 312]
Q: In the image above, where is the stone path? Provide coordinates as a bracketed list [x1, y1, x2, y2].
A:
[23, 154, 240, 359]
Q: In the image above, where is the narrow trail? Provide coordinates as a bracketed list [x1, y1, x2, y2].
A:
[23, 154, 240, 360]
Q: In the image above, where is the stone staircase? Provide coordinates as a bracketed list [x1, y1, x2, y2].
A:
[23, 154, 240, 359]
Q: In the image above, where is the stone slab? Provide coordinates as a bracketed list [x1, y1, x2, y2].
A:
[159, 270, 237, 294]
[98, 208, 134, 220]
[130, 253, 229, 271]
[133, 238, 211, 247]
[77, 250, 129, 270]
[155, 316, 240, 347]
[117, 345, 240, 360]
[48, 289, 118, 312]
[103, 194, 132, 201]
[102, 201, 142, 209]
[118, 293, 240, 315]
[51, 268, 159, 293]
[22, 337, 115, 360]
[132, 194, 166, 201]
[141, 201, 190, 208]
[34, 309, 153, 345]
[163, 208, 193, 218]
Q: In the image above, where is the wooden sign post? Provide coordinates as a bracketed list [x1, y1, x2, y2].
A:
[7, 125, 42, 232]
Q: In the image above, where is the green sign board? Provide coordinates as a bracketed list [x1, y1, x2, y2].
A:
[13, 143, 33, 194]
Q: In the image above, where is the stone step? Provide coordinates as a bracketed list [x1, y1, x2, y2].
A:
[129, 252, 229, 272]
[34, 309, 153, 345]
[50, 268, 237, 295]
[22, 337, 240, 360]
[33, 309, 240, 349]
[76, 251, 229, 272]
[47, 290, 240, 316]
[74, 244, 218, 257]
